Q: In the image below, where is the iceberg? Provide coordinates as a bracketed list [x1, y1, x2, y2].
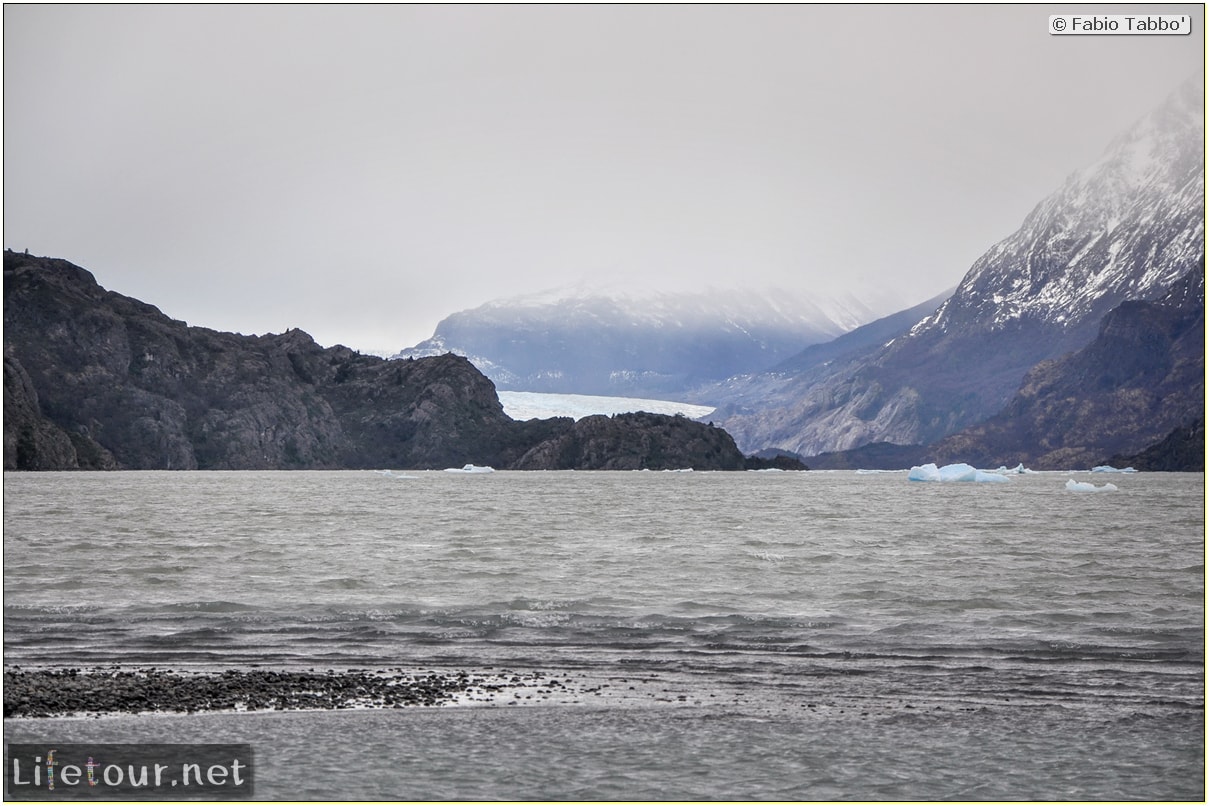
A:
[908, 463, 942, 481]
[994, 463, 1033, 474]
[444, 464, 496, 474]
[1091, 465, 1137, 473]
[908, 463, 1011, 483]
[1066, 479, 1119, 492]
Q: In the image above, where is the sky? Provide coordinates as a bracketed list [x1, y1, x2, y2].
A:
[4, 4, 1204, 354]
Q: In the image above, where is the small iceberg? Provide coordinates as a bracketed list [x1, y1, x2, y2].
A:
[908, 463, 1011, 483]
[444, 464, 496, 474]
[1066, 479, 1118, 492]
[994, 463, 1033, 475]
[1091, 465, 1137, 473]
[375, 469, 418, 479]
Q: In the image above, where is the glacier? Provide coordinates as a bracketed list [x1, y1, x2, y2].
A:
[908, 463, 1011, 483]
[498, 391, 715, 422]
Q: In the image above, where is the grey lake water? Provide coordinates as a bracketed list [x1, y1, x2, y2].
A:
[4, 469, 1204, 800]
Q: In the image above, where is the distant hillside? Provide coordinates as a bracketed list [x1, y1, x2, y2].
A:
[768, 289, 953, 375]
[394, 284, 880, 398]
[3, 252, 749, 471]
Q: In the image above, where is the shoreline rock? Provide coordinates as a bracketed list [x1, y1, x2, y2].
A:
[2, 667, 573, 718]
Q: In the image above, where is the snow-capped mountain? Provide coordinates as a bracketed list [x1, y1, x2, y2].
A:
[711, 77, 1205, 458]
[393, 284, 883, 398]
[912, 76, 1204, 341]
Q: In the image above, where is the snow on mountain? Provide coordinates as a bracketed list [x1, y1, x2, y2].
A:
[711, 77, 1205, 458]
[912, 76, 1204, 340]
[393, 283, 884, 398]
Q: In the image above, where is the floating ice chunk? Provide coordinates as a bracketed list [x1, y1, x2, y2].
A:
[1066, 479, 1118, 492]
[444, 464, 496, 474]
[908, 463, 942, 481]
[375, 470, 418, 479]
[995, 463, 1033, 474]
[941, 463, 977, 482]
[974, 470, 1012, 483]
[908, 463, 1010, 483]
[1091, 465, 1137, 473]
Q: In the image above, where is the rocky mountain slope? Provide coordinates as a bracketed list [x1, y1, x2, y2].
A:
[3, 252, 748, 471]
[929, 262, 1204, 469]
[711, 78, 1205, 459]
[394, 284, 879, 398]
[1107, 418, 1204, 472]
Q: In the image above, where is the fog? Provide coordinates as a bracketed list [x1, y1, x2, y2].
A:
[4, 4, 1202, 352]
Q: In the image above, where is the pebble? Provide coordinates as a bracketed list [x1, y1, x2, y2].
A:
[3, 667, 555, 718]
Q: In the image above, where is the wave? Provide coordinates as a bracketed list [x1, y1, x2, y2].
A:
[5, 599, 1201, 673]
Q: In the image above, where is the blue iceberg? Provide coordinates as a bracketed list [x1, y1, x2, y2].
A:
[908, 463, 1011, 483]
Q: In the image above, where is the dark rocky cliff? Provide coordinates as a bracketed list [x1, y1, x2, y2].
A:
[1106, 418, 1204, 472]
[513, 411, 746, 471]
[3, 252, 747, 471]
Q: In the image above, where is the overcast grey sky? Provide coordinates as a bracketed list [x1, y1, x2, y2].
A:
[5, 4, 1204, 352]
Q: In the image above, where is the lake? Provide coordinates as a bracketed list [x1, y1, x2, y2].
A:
[4, 469, 1204, 800]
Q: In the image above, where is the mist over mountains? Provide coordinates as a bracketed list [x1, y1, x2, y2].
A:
[394, 284, 886, 398]
[706, 78, 1204, 467]
[6, 75, 1201, 473]
[393, 78, 1203, 471]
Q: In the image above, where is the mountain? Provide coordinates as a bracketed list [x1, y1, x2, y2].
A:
[393, 283, 881, 399]
[768, 289, 954, 375]
[711, 78, 1205, 458]
[929, 263, 1204, 469]
[3, 252, 749, 471]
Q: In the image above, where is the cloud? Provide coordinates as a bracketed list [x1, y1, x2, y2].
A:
[4, 4, 1203, 351]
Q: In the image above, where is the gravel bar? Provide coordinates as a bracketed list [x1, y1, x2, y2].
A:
[4, 667, 576, 718]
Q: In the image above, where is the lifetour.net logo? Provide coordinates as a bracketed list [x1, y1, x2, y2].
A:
[5, 744, 253, 801]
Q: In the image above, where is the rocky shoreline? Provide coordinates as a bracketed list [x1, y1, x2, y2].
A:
[3, 667, 579, 718]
